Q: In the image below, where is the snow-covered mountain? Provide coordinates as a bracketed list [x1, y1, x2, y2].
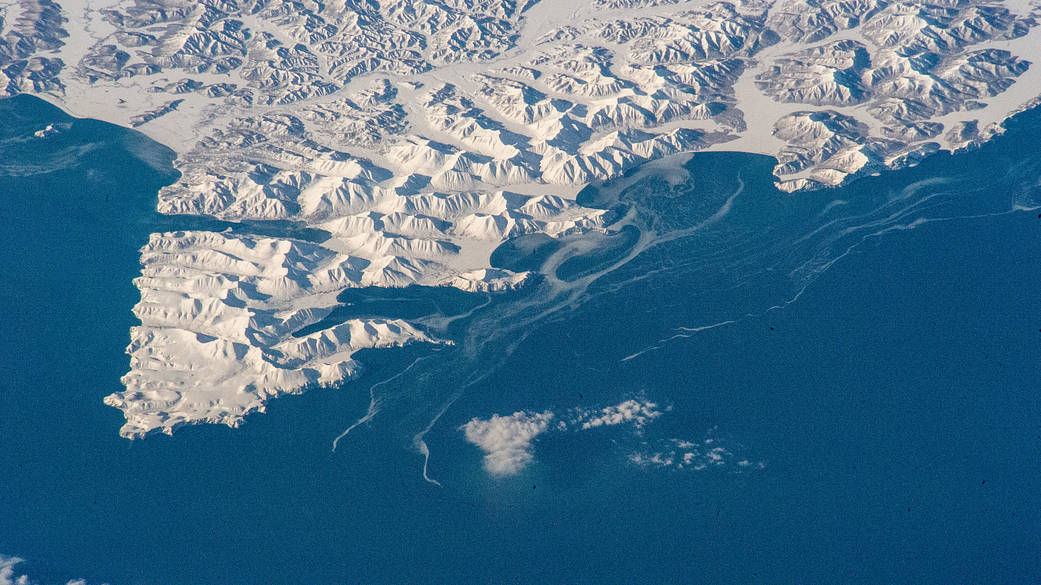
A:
[3, 0, 1039, 436]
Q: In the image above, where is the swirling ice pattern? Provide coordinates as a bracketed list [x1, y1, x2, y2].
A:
[331, 135, 1041, 483]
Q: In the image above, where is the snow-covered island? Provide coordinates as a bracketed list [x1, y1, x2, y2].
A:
[3, 0, 1040, 437]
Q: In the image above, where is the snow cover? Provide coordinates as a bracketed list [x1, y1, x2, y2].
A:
[3, 0, 1041, 436]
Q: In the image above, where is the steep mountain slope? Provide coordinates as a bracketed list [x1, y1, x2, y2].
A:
[3, 0, 1039, 436]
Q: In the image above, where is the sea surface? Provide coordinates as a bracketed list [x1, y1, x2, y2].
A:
[1, 93, 1039, 584]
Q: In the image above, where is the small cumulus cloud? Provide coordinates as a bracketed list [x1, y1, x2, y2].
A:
[1, 554, 104, 585]
[629, 435, 765, 472]
[461, 398, 671, 476]
[573, 399, 666, 430]
[461, 410, 555, 476]
[1, 555, 30, 585]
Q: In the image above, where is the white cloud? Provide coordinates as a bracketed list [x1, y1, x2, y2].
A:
[461, 397, 670, 476]
[0, 554, 103, 585]
[574, 399, 665, 430]
[629, 436, 765, 472]
[1, 556, 30, 585]
[629, 452, 675, 468]
[461, 410, 554, 476]
[462, 399, 763, 478]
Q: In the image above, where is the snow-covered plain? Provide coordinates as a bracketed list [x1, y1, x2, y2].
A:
[2, 0, 1040, 437]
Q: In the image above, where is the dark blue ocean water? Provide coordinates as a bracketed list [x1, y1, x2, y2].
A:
[1, 93, 1039, 584]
